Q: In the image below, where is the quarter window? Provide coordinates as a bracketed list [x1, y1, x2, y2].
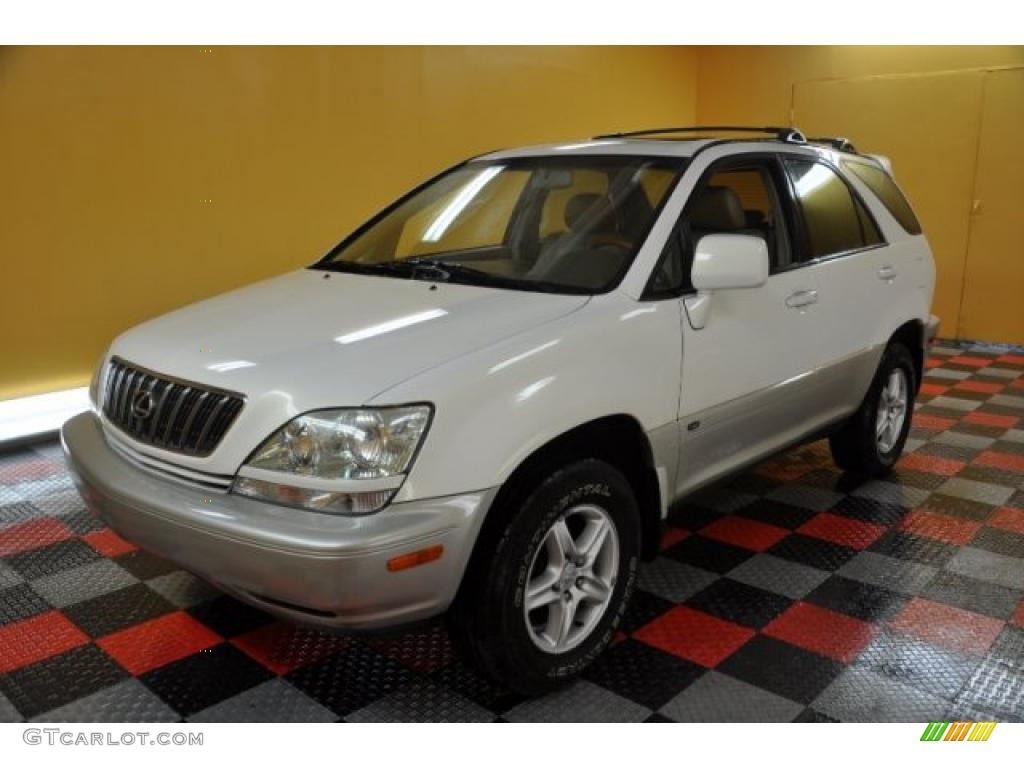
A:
[785, 159, 882, 260]
[842, 160, 923, 235]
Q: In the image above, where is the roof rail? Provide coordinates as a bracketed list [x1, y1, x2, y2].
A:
[593, 125, 807, 144]
[806, 136, 859, 154]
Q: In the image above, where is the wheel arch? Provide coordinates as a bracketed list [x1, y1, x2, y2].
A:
[889, 318, 925, 388]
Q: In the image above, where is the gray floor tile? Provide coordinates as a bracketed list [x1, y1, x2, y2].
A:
[854, 629, 981, 701]
[30, 559, 138, 608]
[851, 481, 930, 509]
[937, 477, 1015, 506]
[345, 680, 493, 723]
[146, 570, 222, 608]
[920, 569, 1022, 620]
[991, 393, 1024, 409]
[934, 431, 996, 450]
[189, 679, 336, 723]
[660, 670, 803, 722]
[928, 396, 981, 412]
[31, 679, 178, 722]
[1003, 429, 1024, 444]
[637, 557, 719, 603]
[31, 488, 85, 517]
[904, 437, 927, 454]
[926, 368, 971, 381]
[812, 665, 949, 722]
[931, 345, 963, 356]
[977, 367, 1020, 379]
[989, 626, 1024, 675]
[956, 658, 1024, 720]
[726, 553, 830, 599]
[766, 484, 844, 512]
[838, 551, 938, 595]
[0, 560, 23, 589]
[504, 680, 651, 722]
[946, 547, 1024, 591]
[0, 691, 22, 722]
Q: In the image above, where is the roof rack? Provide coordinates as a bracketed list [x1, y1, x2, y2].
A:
[806, 136, 859, 153]
[593, 125, 808, 144]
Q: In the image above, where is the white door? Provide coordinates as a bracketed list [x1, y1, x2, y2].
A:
[668, 153, 827, 496]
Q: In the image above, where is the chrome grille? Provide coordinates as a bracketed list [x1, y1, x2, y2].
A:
[101, 357, 244, 457]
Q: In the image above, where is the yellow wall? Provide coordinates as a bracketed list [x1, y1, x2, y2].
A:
[697, 46, 1024, 344]
[0, 46, 697, 400]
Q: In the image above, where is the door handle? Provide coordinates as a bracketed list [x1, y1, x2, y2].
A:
[785, 289, 819, 309]
[878, 265, 898, 281]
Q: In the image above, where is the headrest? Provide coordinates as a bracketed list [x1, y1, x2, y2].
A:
[564, 193, 606, 231]
[688, 186, 745, 231]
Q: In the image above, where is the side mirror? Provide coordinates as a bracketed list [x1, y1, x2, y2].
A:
[685, 234, 770, 330]
[691, 234, 769, 291]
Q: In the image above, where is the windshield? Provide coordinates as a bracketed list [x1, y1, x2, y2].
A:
[316, 156, 684, 294]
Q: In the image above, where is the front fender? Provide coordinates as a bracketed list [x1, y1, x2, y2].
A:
[373, 292, 683, 503]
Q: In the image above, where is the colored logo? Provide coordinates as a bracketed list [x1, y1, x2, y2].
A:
[921, 721, 996, 741]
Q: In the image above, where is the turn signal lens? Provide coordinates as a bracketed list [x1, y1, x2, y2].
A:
[386, 545, 444, 572]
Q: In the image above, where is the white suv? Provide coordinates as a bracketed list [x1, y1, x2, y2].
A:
[63, 126, 938, 694]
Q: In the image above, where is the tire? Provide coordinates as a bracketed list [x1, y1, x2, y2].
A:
[448, 458, 640, 695]
[829, 341, 917, 477]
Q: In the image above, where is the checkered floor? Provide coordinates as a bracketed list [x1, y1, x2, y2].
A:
[2, 341, 1023, 723]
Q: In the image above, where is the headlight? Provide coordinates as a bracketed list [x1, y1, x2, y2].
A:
[231, 405, 432, 515]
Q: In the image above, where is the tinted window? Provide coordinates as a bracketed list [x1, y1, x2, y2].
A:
[785, 159, 878, 259]
[843, 160, 923, 235]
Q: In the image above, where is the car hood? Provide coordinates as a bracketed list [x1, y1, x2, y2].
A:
[111, 268, 589, 411]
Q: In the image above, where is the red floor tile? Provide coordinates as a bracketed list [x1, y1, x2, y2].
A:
[97, 611, 222, 675]
[231, 621, 350, 676]
[899, 452, 966, 476]
[954, 379, 1004, 394]
[913, 413, 957, 431]
[898, 509, 982, 546]
[797, 512, 887, 550]
[763, 602, 876, 663]
[949, 355, 993, 368]
[919, 382, 949, 396]
[924, 358, 944, 369]
[997, 354, 1024, 366]
[889, 598, 1004, 656]
[0, 517, 73, 557]
[1013, 600, 1024, 629]
[964, 411, 1020, 429]
[1011, 378, 1024, 391]
[0, 611, 89, 673]
[660, 526, 690, 551]
[82, 528, 138, 557]
[0, 458, 64, 484]
[989, 507, 1024, 536]
[974, 451, 1024, 474]
[700, 516, 789, 552]
[633, 605, 754, 668]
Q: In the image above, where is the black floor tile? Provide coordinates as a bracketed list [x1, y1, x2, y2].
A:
[619, 588, 674, 634]
[718, 635, 844, 705]
[140, 643, 272, 717]
[663, 535, 754, 574]
[805, 575, 908, 622]
[187, 595, 275, 638]
[971, 527, 1024, 559]
[0, 583, 51, 625]
[920, 493, 995, 523]
[829, 496, 908, 526]
[63, 583, 176, 638]
[286, 641, 420, 716]
[736, 499, 818, 530]
[112, 549, 179, 580]
[0, 644, 127, 719]
[869, 530, 958, 567]
[920, 570, 1023, 621]
[584, 638, 704, 710]
[685, 578, 792, 629]
[5, 539, 99, 580]
[768, 534, 858, 572]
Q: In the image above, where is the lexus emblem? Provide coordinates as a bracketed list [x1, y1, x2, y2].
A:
[131, 390, 155, 419]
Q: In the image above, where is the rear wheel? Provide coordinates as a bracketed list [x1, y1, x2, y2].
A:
[829, 342, 916, 476]
[448, 459, 639, 695]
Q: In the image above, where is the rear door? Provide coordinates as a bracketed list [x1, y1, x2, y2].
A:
[668, 153, 825, 496]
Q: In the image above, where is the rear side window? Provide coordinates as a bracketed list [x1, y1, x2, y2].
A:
[785, 159, 882, 260]
[842, 160, 923, 235]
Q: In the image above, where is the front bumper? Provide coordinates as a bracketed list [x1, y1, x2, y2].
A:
[61, 412, 496, 630]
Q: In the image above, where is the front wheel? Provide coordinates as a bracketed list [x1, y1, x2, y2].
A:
[829, 342, 917, 476]
[448, 459, 639, 695]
